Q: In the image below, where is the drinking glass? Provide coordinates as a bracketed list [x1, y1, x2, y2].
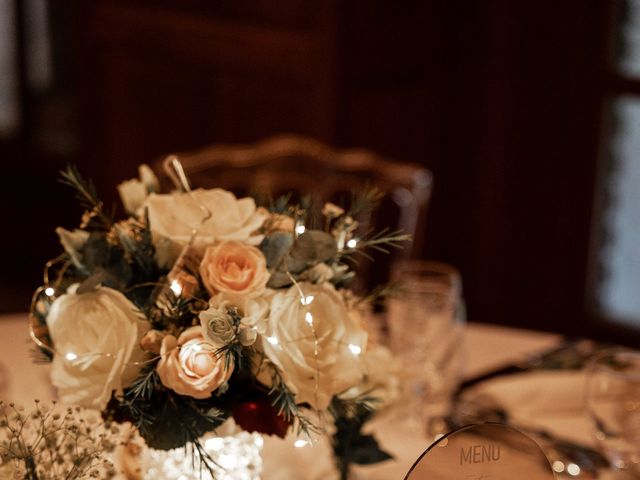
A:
[387, 260, 466, 434]
[585, 349, 640, 478]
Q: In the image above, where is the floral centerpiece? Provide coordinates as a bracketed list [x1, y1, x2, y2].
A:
[29, 160, 407, 479]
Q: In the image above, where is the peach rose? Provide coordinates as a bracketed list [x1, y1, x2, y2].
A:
[156, 327, 232, 399]
[199, 241, 269, 299]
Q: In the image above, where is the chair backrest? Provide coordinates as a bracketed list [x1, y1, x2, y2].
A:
[156, 135, 432, 289]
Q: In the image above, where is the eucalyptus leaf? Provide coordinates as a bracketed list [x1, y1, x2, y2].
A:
[267, 271, 293, 289]
[260, 232, 294, 269]
[290, 230, 337, 264]
[81, 233, 132, 288]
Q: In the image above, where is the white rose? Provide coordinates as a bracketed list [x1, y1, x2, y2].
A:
[117, 164, 159, 215]
[339, 345, 401, 408]
[144, 189, 268, 267]
[259, 282, 368, 409]
[47, 286, 149, 410]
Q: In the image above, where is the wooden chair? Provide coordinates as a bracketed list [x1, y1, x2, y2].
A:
[156, 134, 432, 286]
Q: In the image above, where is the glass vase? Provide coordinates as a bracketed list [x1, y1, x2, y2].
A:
[118, 429, 264, 480]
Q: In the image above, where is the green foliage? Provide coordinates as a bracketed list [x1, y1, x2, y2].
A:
[360, 281, 404, 307]
[80, 234, 133, 290]
[145, 287, 206, 332]
[130, 391, 229, 451]
[212, 308, 247, 374]
[115, 210, 158, 282]
[127, 362, 161, 402]
[29, 346, 53, 364]
[59, 165, 113, 231]
[264, 229, 339, 288]
[341, 228, 412, 262]
[330, 397, 393, 480]
[289, 230, 337, 265]
[261, 232, 294, 269]
[269, 193, 293, 214]
[109, 361, 229, 452]
[267, 365, 320, 439]
[348, 184, 385, 218]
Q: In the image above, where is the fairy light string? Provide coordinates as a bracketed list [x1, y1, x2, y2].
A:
[162, 154, 213, 248]
[30, 156, 214, 367]
[286, 271, 325, 435]
[29, 157, 367, 445]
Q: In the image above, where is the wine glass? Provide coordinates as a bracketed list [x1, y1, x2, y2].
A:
[387, 260, 466, 435]
[585, 349, 640, 478]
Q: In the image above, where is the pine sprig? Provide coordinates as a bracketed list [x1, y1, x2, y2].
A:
[191, 437, 220, 479]
[348, 184, 385, 218]
[340, 228, 412, 262]
[29, 346, 53, 364]
[59, 165, 112, 230]
[214, 342, 244, 374]
[127, 362, 160, 402]
[357, 228, 412, 254]
[359, 282, 404, 307]
[267, 365, 320, 439]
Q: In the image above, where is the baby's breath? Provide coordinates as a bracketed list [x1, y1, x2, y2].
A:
[0, 401, 118, 479]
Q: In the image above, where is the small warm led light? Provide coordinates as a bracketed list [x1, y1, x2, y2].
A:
[65, 352, 78, 361]
[567, 463, 581, 476]
[267, 336, 279, 345]
[295, 225, 306, 235]
[294, 439, 308, 448]
[346, 238, 358, 249]
[204, 437, 224, 451]
[552, 461, 565, 473]
[348, 344, 362, 355]
[300, 295, 314, 305]
[44, 287, 55, 297]
[170, 279, 182, 296]
[305, 312, 314, 325]
[218, 453, 237, 470]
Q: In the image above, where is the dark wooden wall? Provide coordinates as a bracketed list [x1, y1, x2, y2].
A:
[2, 1, 626, 343]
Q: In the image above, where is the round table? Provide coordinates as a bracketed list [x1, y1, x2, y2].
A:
[0, 313, 571, 479]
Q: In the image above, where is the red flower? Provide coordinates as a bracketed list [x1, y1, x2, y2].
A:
[232, 397, 290, 438]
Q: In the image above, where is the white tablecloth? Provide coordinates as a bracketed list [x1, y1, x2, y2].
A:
[0, 314, 566, 479]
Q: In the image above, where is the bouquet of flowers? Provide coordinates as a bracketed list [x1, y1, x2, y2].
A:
[30, 159, 407, 478]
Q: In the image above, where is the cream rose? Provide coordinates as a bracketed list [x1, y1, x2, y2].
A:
[144, 189, 268, 267]
[199, 241, 269, 299]
[47, 286, 149, 410]
[156, 326, 233, 399]
[339, 345, 401, 408]
[259, 282, 368, 409]
[198, 299, 237, 347]
[117, 164, 159, 214]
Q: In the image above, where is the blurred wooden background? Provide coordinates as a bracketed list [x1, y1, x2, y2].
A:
[1, 1, 632, 343]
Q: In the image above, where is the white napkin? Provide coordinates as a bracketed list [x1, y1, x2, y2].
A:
[464, 369, 594, 445]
